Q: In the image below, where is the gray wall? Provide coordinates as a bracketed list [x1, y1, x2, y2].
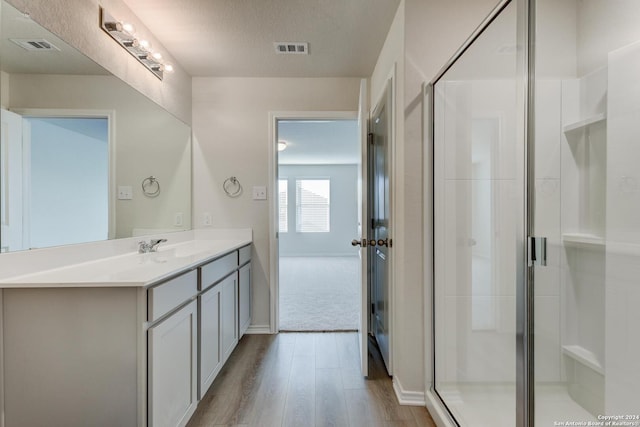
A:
[278, 164, 359, 257]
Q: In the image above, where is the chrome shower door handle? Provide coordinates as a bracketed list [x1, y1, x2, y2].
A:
[528, 236, 547, 266]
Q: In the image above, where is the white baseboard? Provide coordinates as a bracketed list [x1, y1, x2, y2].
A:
[392, 377, 426, 406]
[245, 324, 272, 334]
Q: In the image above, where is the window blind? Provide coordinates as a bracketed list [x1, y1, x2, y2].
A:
[278, 179, 288, 232]
[296, 179, 330, 232]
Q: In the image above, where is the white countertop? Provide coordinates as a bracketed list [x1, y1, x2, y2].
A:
[0, 238, 251, 288]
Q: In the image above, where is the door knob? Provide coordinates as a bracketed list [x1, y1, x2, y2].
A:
[351, 238, 379, 247]
[351, 238, 367, 247]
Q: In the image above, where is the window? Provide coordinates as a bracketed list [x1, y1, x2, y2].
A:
[296, 179, 330, 232]
[278, 179, 288, 232]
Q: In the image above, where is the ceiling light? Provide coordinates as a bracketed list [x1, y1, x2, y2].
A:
[100, 7, 171, 80]
[278, 141, 287, 151]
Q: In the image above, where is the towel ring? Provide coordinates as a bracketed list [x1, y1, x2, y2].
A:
[142, 176, 160, 197]
[223, 176, 242, 197]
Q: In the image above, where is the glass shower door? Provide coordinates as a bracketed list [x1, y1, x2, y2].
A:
[432, 1, 524, 425]
[532, 1, 640, 424]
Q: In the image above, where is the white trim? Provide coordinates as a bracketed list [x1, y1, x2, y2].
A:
[425, 389, 457, 427]
[245, 324, 272, 335]
[268, 111, 358, 334]
[357, 78, 369, 378]
[392, 377, 426, 406]
[12, 108, 117, 241]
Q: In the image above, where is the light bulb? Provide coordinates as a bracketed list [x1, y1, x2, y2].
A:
[122, 22, 135, 34]
[151, 52, 162, 60]
[164, 64, 174, 73]
[278, 141, 287, 151]
[139, 39, 151, 51]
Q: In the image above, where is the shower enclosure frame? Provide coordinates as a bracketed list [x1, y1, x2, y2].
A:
[425, 0, 537, 425]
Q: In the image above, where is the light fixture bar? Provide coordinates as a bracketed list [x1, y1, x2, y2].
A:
[99, 7, 173, 80]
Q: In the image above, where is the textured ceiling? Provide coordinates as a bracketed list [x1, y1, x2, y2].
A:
[122, 0, 401, 77]
[1, 0, 107, 75]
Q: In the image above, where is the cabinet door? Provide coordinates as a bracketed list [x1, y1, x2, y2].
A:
[199, 284, 221, 398]
[220, 274, 238, 363]
[238, 263, 251, 338]
[148, 301, 198, 427]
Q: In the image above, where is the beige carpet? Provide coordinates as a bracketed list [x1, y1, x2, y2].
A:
[279, 256, 359, 331]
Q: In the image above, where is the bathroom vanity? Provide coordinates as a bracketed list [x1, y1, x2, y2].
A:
[0, 231, 252, 427]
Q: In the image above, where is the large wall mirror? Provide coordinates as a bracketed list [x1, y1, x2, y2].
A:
[0, 0, 192, 252]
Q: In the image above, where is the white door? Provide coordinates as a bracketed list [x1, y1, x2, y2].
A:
[0, 109, 26, 252]
[356, 79, 369, 377]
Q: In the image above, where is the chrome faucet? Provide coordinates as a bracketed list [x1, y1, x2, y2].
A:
[138, 239, 167, 253]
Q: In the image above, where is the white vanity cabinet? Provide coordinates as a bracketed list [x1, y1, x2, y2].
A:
[0, 238, 253, 427]
[147, 270, 199, 427]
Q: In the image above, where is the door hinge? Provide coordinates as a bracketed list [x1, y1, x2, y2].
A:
[371, 303, 375, 314]
[368, 132, 374, 145]
[528, 236, 547, 267]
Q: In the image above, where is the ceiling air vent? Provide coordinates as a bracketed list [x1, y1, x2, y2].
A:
[10, 38, 61, 52]
[274, 42, 309, 55]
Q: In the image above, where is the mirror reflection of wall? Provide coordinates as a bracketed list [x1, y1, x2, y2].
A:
[28, 116, 109, 249]
[0, 0, 192, 252]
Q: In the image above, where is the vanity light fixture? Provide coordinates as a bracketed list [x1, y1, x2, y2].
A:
[99, 7, 173, 80]
[278, 141, 288, 151]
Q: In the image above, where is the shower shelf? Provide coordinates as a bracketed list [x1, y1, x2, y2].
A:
[562, 345, 604, 375]
[562, 233, 605, 246]
[563, 113, 606, 134]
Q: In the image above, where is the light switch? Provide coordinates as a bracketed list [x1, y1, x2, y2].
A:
[203, 212, 212, 226]
[174, 212, 183, 227]
[252, 186, 267, 200]
[118, 186, 133, 200]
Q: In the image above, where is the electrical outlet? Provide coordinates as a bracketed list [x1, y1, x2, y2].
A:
[174, 212, 183, 227]
[203, 212, 212, 226]
[252, 186, 267, 200]
[117, 186, 133, 200]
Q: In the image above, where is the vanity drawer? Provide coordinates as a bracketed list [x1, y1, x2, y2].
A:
[200, 252, 238, 290]
[238, 245, 251, 265]
[148, 269, 198, 321]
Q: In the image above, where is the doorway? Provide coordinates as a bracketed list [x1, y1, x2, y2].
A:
[276, 118, 360, 331]
[0, 109, 112, 251]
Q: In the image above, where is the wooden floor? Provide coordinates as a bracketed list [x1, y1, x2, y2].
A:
[187, 332, 436, 427]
